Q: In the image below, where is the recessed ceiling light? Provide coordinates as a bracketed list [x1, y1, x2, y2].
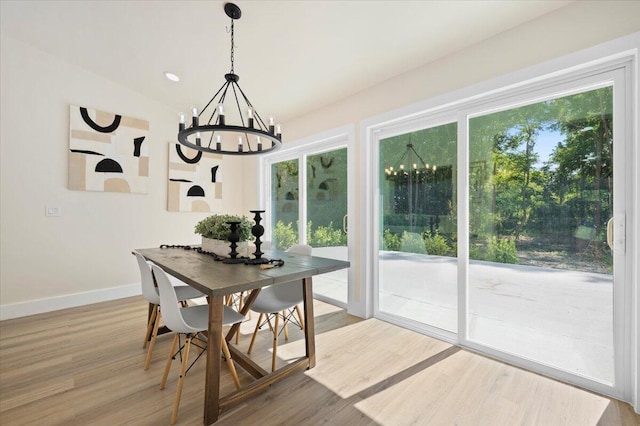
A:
[164, 72, 180, 82]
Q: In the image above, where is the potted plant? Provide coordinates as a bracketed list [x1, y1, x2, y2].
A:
[194, 214, 253, 257]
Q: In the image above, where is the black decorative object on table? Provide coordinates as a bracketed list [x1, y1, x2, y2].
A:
[223, 221, 245, 264]
[245, 210, 269, 265]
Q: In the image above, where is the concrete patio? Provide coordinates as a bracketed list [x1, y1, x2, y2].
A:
[313, 247, 614, 383]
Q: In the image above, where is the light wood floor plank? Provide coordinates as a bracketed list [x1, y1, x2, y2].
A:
[0, 296, 637, 425]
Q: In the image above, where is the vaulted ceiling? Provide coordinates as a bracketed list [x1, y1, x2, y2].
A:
[0, 1, 572, 122]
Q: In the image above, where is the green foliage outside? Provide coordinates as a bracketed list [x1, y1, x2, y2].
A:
[400, 232, 427, 254]
[423, 232, 451, 256]
[307, 221, 347, 248]
[485, 237, 519, 264]
[273, 220, 347, 251]
[382, 229, 402, 251]
[194, 214, 253, 241]
[273, 221, 298, 250]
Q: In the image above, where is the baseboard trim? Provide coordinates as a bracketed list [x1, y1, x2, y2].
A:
[0, 283, 141, 320]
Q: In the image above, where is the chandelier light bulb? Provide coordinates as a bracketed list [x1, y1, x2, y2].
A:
[178, 113, 185, 131]
[257, 136, 262, 151]
[216, 134, 222, 151]
[238, 136, 243, 152]
[196, 132, 201, 146]
[218, 104, 225, 125]
[191, 107, 198, 126]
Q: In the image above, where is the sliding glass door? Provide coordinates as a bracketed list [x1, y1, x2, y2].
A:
[306, 148, 349, 304]
[378, 122, 458, 334]
[466, 83, 618, 384]
[372, 65, 629, 397]
[265, 132, 353, 308]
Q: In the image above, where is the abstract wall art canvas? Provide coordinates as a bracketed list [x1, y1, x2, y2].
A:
[68, 105, 149, 193]
[167, 143, 223, 212]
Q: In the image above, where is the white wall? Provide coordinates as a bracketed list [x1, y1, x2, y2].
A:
[0, 35, 246, 318]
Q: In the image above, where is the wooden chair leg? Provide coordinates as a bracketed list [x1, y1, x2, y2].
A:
[143, 304, 158, 348]
[283, 311, 289, 341]
[160, 333, 179, 390]
[235, 292, 245, 345]
[144, 308, 162, 370]
[272, 313, 279, 372]
[295, 305, 305, 330]
[170, 335, 192, 425]
[221, 337, 241, 390]
[247, 313, 263, 355]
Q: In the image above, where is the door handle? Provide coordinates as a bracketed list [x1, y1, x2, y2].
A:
[343, 214, 348, 233]
[606, 217, 614, 250]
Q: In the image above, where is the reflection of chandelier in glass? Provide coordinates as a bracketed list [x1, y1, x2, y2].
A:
[384, 141, 439, 230]
[384, 143, 437, 183]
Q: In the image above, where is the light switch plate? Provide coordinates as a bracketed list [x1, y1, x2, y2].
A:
[46, 206, 62, 217]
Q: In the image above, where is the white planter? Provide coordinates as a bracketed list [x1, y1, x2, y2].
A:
[201, 237, 248, 257]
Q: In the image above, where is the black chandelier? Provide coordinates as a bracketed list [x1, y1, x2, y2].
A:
[177, 3, 282, 156]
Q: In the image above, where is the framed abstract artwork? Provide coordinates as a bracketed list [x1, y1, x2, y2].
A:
[167, 143, 223, 212]
[68, 105, 149, 193]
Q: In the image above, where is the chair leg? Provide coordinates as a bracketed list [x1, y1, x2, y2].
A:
[221, 337, 241, 390]
[144, 307, 161, 370]
[235, 292, 245, 345]
[170, 335, 192, 425]
[160, 333, 179, 390]
[272, 313, 279, 372]
[143, 304, 158, 348]
[283, 311, 289, 341]
[295, 304, 305, 330]
[247, 313, 263, 355]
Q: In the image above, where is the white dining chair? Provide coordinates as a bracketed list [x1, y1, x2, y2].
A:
[247, 244, 312, 371]
[133, 251, 205, 370]
[151, 264, 245, 425]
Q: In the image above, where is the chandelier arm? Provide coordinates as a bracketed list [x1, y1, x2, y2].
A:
[230, 83, 245, 128]
[234, 83, 269, 131]
[206, 130, 215, 150]
[201, 81, 229, 124]
[410, 145, 428, 168]
[393, 149, 409, 170]
[230, 82, 254, 151]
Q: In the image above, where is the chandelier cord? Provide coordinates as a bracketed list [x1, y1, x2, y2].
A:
[229, 19, 235, 74]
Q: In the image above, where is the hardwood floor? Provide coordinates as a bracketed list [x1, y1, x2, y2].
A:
[0, 296, 638, 425]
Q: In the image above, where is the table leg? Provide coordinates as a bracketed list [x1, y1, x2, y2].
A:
[204, 295, 223, 425]
[302, 277, 316, 368]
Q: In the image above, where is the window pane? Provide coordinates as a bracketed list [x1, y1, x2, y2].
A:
[271, 159, 299, 250]
[307, 148, 348, 304]
[379, 123, 458, 332]
[468, 86, 614, 383]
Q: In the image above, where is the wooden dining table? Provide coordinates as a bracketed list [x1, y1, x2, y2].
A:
[134, 246, 350, 425]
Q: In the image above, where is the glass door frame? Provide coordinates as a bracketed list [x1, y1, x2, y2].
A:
[260, 125, 357, 312]
[371, 111, 460, 344]
[457, 66, 629, 400]
[362, 47, 636, 405]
